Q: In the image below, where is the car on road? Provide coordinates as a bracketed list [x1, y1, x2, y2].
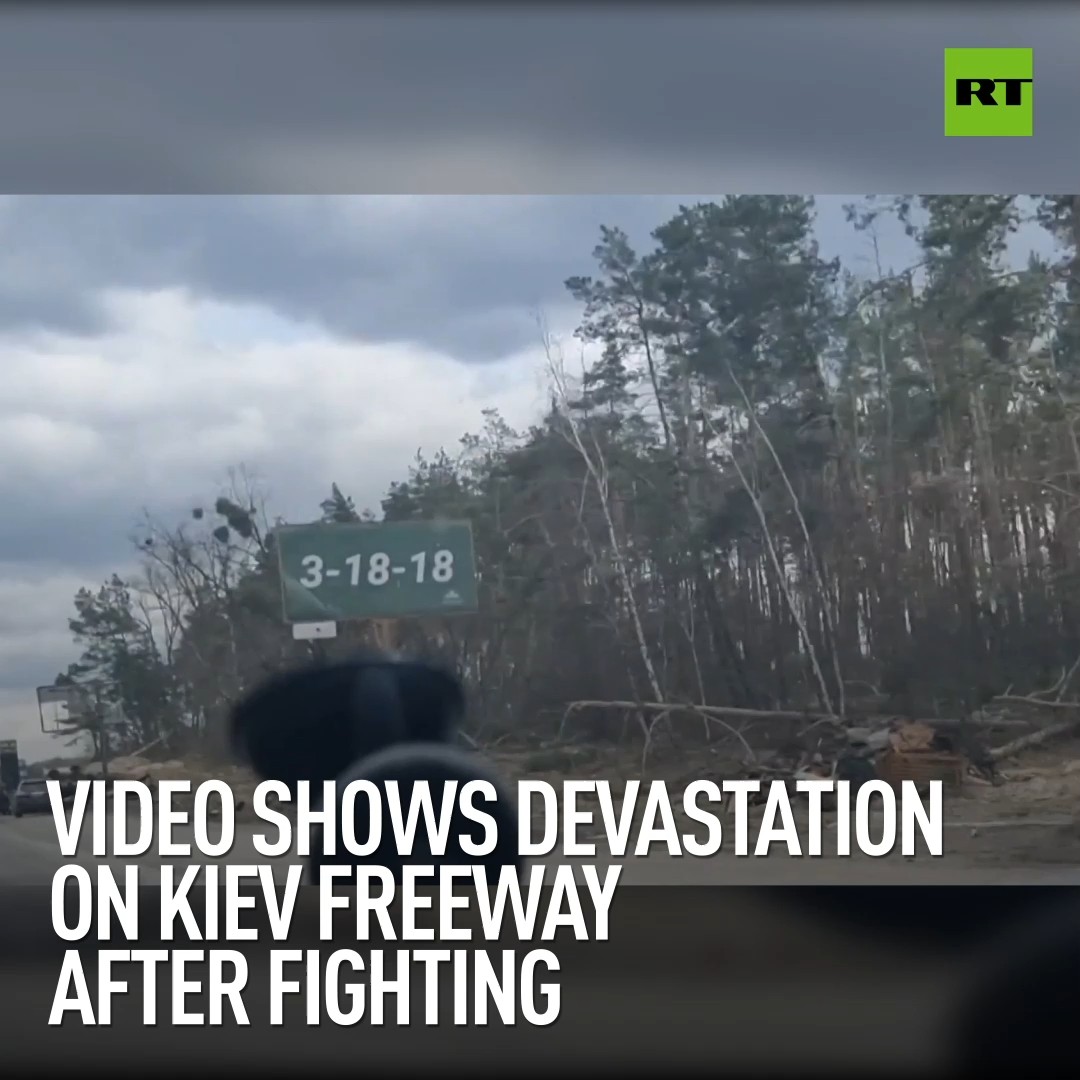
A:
[12, 778, 53, 817]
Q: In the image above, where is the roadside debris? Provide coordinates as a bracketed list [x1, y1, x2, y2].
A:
[79, 755, 259, 816]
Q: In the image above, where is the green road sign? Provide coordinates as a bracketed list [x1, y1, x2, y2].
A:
[275, 520, 479, 623]
[944, 48, 1033, 137]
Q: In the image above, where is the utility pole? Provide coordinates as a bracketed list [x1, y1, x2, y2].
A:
[99, 714, 110, 778]
[374, 619, 400, 655]
[92, 684, 117, 779]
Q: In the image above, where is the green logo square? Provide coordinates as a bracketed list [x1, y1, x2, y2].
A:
[944, 48, 1033, 136]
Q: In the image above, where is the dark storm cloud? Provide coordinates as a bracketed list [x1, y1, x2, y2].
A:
[0, 6, 1076, 194]
[0, 194, 715, 358]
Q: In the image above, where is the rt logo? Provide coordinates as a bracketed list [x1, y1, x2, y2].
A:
[944, 48, 1033, 137]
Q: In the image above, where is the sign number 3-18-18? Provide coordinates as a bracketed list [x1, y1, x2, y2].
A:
[275, 519, 477, 621]
[298, 550, 455, 588]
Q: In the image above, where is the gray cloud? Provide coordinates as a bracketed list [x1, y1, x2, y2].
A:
[0, 283, 554, 725]
[0, 195, 672, 357]
[0, 494, 150, 573]
[1, 7, 1076, 194]
[0, 194, 920, 361]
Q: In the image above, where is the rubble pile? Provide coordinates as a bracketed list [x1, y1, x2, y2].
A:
[712, 717, 999, 805]
[874, 721, 970, 792]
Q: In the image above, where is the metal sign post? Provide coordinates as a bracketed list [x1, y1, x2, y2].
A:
[374, 619, 400, 654]
[36, 684, 91, 735]
[98, 695, 120, 779]
[36, 683, 117, 775]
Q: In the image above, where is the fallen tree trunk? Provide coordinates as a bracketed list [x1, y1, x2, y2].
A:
[562, 699, 1029, 730]
[995, 693, 1080, 709]
[989, 717, 1080, 762]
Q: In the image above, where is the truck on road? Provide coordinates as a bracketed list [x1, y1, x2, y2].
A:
[0, 739, 20, 813]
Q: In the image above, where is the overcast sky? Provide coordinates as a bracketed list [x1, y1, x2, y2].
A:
[0, 194, 1063, 759]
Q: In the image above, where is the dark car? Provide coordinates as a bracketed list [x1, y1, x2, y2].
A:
[13, 778, 53, 817]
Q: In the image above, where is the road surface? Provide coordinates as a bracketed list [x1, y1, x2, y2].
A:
[2, 807, 1076, 1072]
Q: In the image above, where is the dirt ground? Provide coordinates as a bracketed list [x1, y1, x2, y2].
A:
[96, 731, 1080, 876]
[484, 733, 1080, 873]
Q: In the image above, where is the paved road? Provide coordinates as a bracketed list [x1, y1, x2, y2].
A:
[5, 805, 1076, 1077]
[3, 808, 1075, 1072]
[4, 810, 1080, 884]
[0, 810, 967, 1072]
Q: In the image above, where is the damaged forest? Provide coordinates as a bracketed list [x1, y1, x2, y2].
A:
[50, 195, 1080, 873]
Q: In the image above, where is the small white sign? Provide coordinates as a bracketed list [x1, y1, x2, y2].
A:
[292, 621, 338, 641]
